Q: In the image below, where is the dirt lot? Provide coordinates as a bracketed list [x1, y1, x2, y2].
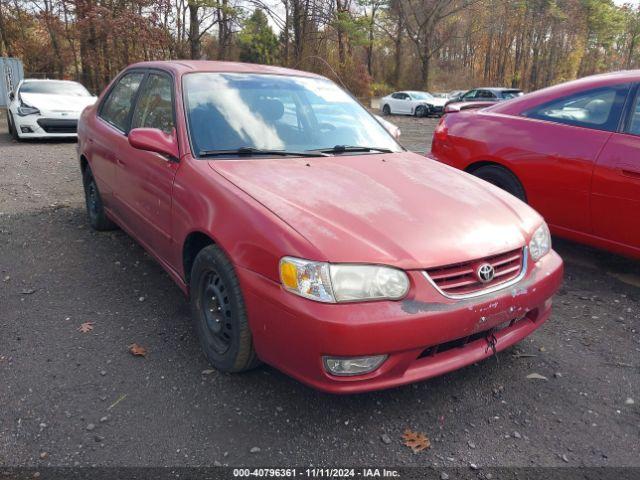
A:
[1, 112, 639, 470]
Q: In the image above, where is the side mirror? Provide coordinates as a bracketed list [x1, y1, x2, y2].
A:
[374, 115, 401, 140]
[9, 92, 15, 101]
[128, 128, 179, 161]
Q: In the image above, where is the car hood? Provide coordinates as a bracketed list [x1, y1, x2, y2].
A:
[20, 93, 97, 113]
[425, 97, 447, 107]
[209, 152, 541, 269]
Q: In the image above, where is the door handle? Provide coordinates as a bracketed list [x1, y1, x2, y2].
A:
[621, 168, 640, 179]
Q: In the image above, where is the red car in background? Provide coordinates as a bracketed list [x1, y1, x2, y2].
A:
[430, 71, 640, 259]
[77, 61, 563, 393]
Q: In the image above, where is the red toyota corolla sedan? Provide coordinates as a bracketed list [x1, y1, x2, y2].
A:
[430, 71, 640, 259]
[77, 61, 563, 393]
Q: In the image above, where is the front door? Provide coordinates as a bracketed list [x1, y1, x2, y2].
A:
[591, 86, 640, 253]
[519, 83, 629, 234]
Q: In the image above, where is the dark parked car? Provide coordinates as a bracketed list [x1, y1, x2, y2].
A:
[444, 87, 523, 108]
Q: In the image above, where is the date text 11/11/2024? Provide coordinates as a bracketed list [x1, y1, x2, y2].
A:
[232, 468, 400, 477]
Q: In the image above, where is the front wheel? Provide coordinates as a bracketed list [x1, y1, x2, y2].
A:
[472, 165, 527, 202]
[382, 104, 391, 116]
[7, 111, 20, 141]
[190, 244, 260, 373]
[415, 105, 429, 117]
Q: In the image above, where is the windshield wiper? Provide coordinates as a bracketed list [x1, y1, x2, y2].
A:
[309, 145, 395, 154]
[199, 147, 329, 158]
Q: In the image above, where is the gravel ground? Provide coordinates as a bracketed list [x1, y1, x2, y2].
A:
[1, 111, 639, 469]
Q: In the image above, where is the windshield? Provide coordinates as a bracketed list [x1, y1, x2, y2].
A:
[183, 73, 403, 156]
[407, 91, 433, 100]
[20, 81, 91, 96]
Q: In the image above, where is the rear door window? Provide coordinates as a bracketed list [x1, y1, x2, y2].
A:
[523, 84, 629, 132]
[99, 72, 145, 132]
[131, 73, 175, 134]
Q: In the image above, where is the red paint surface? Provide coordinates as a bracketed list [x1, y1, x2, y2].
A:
[79, 61, 563, 393]
[430, 71, 640, 259]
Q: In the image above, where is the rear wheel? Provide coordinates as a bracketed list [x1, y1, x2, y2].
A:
[82, 167, 117, 230]
[471, 164, 527, 202]
[382, 104, 391, 116]
[190, 244, 260, 373]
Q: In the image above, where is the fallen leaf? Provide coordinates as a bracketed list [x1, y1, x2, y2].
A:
[77, 322, 94, 333]
[21, 289, 36, 295]
[201, 369, 216, 375]
[402, 429, 431, 453]
[128, 343, 147, 357]
[526, 373, 548, 380]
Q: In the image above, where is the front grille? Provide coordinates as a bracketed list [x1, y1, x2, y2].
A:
[37, 118, 77, 134]
[425, 247, 524, 297]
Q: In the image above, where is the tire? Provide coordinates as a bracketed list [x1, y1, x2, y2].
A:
[82, 167, 117, 230]
[471, 164, 527, 202]
[7, 111, 19, 141]
[382, 104, 391, 116]
[190, 244, 260, 373]
[415, 105, 429, 117]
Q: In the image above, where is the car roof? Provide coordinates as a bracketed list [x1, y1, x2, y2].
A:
[125, 60, 324, 79]
[490, 70, 640, 115]
[473, 87, 522, 92]
[21, 79, 81, 83]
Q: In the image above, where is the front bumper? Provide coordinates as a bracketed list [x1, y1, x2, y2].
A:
[238, 250, 563, 393]
[13, 112, 79, 138]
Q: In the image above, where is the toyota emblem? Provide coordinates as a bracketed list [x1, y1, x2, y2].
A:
[476, 263, 495, 283]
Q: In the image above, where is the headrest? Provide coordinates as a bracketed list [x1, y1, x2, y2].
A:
[255, 98, 285, 122]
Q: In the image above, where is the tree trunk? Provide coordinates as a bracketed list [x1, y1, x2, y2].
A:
[393, 13, 403, 86]
[189, 2, 200, 59]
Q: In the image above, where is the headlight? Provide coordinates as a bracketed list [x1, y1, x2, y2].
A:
[279, 257, 409, 303]
[529, 223, 551, 262]
[17, 104, 40, 116]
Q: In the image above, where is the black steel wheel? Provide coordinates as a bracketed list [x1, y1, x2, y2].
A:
[200, 270, 234, 355]
[82, 168, 117, 230]
[190, 244, 260, 373]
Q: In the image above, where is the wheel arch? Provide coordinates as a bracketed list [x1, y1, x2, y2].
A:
[80, 154, 89, 174]
[182, 231, 217, 286]
[465, 159, 512, 175]
[464, 160, 527, 201]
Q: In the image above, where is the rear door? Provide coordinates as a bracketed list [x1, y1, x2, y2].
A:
[387, 93, 401, 113]
[93, 71, 145, 208]
[591, 84, 640, 251]
[395, 93, 411, 114]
